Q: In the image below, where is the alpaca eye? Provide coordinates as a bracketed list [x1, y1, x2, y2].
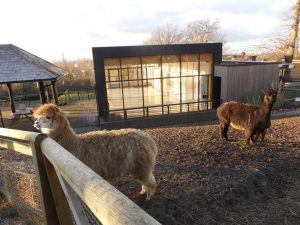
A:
[46, 116, 51, 119]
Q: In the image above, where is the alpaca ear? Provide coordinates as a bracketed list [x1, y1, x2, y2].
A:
[59, 111, 69, 117]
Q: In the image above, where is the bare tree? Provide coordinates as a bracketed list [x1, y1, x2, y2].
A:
[286, 0, 300, 60]
[144, 19, 225, 45]
[184, 19, 225, 43]
[144, 23, 184, 45]
[257, 34, 290, 61]
[256, 1, 300, 61]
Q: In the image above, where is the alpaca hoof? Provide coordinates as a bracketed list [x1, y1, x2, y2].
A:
[146, 192, 153, 201]
[139, 190, 147, 196]
[139, 185, 147, 196]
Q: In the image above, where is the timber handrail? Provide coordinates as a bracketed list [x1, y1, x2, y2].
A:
[0, 127, 161, 225]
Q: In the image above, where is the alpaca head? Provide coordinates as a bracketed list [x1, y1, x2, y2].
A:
[33, 103, 69, 135]
[263, 89, 277, 105]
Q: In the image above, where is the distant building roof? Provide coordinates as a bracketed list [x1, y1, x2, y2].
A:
[0, 44, 68, 84]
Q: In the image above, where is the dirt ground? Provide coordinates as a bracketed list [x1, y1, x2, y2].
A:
[1, 116, 300, 225]
[0, 192, 29, 225]
[112, 116, 300, 225]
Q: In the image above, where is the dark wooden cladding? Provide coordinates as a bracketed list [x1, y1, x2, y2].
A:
[215, 63, 279, 102]
[93, 55, 108, 117]
[93, 43, 222, 63]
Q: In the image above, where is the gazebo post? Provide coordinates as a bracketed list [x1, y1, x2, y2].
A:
[7, 83, 16, 113]
[38, 81, 47, 104]
[51, 81, 59, 104]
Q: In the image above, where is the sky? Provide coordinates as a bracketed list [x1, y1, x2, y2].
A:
[0, 0, 296, 61]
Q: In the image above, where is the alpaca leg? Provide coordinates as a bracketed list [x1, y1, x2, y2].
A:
[219, 124, 225, 139]
[260, 130, 266, 142]
[223, 123, 230, 141]
[253, 131, 261, 143]
[245, 130, 253, 145]
[139, 185, 147, 195]
[138, 173, 157, 200]
[246, 137, 251, 145]
[251, 131, 258, 143]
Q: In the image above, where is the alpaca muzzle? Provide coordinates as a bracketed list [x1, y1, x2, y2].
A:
[33, 121, 41, 130]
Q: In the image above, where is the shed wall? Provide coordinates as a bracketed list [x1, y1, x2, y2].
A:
[215, 63, 279, 102]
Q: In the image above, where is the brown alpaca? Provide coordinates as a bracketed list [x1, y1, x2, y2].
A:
[217, 89, 277, 144]
[33, 104, 158, 200]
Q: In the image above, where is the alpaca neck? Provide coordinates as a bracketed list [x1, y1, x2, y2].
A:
[49, 125, 78, 150]
[261, 100, 274, 116]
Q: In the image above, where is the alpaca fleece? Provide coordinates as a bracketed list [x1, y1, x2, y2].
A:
[216, 89, 277, 144]
[34, 104, 158, 200]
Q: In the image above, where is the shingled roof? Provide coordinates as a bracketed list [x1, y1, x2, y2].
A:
[0, 44, 68, 84]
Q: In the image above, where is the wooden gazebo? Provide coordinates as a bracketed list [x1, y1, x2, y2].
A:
[0, 44, 68, 113]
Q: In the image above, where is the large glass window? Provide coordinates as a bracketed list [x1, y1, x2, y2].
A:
[182, 54, 199, 76]
[162, 55, 180, 106]
[103, 52, 214, 120]
[120, 57, 143, 110]
[200, 54, 212, 75]
[104, 58, 122, 111]
[142, 56, 162, 114]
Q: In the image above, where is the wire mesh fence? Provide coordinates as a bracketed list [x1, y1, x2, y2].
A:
[0, 147, 102, 225]
[0, 148, 43, 225]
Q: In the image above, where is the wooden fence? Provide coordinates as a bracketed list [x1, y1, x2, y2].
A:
[0, 127, 161, 225]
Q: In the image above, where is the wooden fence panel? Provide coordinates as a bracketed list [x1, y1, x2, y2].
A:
[0, 127, 161, 225]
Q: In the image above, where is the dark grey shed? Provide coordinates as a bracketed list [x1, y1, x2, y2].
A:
[0, 44, 68, 113]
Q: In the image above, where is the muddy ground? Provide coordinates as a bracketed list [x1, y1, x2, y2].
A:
[113, 116, 300, 225]
[1, 116, 300, 225]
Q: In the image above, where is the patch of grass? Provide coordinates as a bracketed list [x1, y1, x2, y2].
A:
[246, 92, 292, 110]
[246, 94, 262, 105]
[273, 92, 292, 110]
[58, 90, 96, 105]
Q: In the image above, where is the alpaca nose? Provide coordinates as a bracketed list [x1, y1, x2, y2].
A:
[34, 121, 40, 129]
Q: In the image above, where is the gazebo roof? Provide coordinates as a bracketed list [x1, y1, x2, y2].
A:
[0, 44, 68, 84]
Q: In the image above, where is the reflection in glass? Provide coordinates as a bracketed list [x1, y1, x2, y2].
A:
[162, 55, 180, 78]
[106, 82, 123, 110]
[104, 58, 120, 83]
[199, 76, 208, 100]
[120, 57, 141, 86]
[142, 56, 162, 107]
[163, 78, 180, 105]
[200, 54, 212, 75]
[182, 77, 197, 103]
[181, 54, 199, 76]
[123, 86, 143, 108]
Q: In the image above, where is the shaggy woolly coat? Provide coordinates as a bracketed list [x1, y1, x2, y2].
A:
[53, 126, 157, 181]
[34, 104, 158, 182]
[217, 102, 269, 132]
[217, 89, 277, 143]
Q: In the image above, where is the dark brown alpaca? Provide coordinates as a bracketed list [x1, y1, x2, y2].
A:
[217, 89, 277, 144]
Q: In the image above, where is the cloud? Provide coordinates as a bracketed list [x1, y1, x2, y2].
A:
[0, 0, 293, 60]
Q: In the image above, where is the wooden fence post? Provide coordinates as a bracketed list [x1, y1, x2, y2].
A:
[0, 109, 4, 127]
[43, 156, 74, 225]
[31, 134, 73, 225]
[31, 134, 59, 225]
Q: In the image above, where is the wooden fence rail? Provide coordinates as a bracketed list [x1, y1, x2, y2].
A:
[0, 127, 161, 225]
